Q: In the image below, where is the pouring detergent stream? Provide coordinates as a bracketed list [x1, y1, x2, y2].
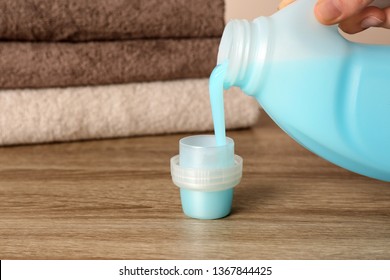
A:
[209, 60, 229, 146]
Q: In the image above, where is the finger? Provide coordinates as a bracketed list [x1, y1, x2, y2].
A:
[339, 6, 386, 33]
[278, 0, 295, 10]
[382, 6, 390, 28]
[315, 0, 376, 25]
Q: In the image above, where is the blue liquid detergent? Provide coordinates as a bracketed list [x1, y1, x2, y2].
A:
[179, 60, 233, 220]
[209, 61, 229, 146]
[214, 0, 390, 181]
[170, 60, 236, 220]
[170, 59, 239, 220]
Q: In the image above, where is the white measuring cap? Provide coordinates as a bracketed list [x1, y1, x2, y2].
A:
[171, 135, 243, 219]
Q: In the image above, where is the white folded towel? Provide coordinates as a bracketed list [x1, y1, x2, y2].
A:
[0, 79, 260, 146]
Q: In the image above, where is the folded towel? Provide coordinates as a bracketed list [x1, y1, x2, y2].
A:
[0, 79, 260, 146]
[0, 0, 225, 42]
[0, 38, 218, 89]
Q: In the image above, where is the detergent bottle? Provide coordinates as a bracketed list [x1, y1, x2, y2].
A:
[217, 0, 390, 181]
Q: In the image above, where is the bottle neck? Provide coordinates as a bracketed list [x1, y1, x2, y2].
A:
[217, 17, 271, 94]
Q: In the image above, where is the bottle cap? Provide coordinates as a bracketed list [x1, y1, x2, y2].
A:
[171, 135, 243, 219]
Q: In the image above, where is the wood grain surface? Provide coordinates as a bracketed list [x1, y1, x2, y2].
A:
[1, 112, 390, 260]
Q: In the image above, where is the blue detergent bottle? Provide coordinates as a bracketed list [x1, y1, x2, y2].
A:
[217, 0, 390, 182]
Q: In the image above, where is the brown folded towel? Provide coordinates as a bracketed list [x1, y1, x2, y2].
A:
[0, 38, 218, 89]
[0, 79, 260, 146]
[0, 0, 225, 41]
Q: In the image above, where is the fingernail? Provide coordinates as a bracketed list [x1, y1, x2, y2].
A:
[361, 16, 384, 29]
[316, 0, 342, 23]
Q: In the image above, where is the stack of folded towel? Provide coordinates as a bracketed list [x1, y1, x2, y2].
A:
[0, 0, 260, 146]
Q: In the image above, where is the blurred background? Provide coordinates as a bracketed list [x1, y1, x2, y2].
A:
[226, 0, 390, 44]
[1, 0, 389, 146]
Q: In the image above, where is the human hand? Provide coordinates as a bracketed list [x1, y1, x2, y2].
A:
[278, 0, 390, 34]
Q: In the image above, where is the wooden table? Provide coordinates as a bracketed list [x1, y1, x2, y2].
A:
[1, 112, 389, 260]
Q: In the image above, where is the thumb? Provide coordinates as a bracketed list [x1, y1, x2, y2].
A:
[315, 0, 376, 24]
